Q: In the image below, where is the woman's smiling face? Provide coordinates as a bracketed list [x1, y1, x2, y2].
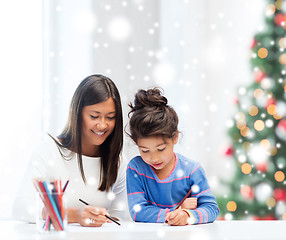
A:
[81, 97, 116, 156]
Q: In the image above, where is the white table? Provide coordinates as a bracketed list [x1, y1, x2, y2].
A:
[0, 220, 285, 240]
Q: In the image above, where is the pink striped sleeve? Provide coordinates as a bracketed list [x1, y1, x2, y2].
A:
[201, 208, 208, 222]
[128, 191, 145, 196]
[192, 188, 210, 196]
[190, 164, 201, 175]
[133, 212, 138, 221]
[157, 209, 162, 223]
[195, 209, 203, 224]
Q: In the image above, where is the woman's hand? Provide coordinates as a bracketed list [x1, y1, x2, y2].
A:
[165, 209, 189, 226]
[181, 197, 197, 209]
[68, 206, 109, 227]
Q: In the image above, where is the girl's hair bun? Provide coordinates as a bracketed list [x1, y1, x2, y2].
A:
[127, 87, 178, 142]
[131, 88, 167, 111]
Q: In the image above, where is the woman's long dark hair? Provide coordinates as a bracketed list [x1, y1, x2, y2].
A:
[51, 74, 123, 191]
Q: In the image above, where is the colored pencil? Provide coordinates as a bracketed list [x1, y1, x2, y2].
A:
[164, 188, 192, 225]
[63, 180, 69, 192]
[175, 188, 192, 210]
[32, 179, 69, 231]
[79, 198, 121, 226]
[42, 181, 64, 228]
[34, 180, 62, 230]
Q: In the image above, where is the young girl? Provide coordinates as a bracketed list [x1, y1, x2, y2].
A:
[126, 88, 219, 225]
[13, 74, 129, 227]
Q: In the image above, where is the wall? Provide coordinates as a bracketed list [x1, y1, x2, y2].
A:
[0, 0, 265, 219]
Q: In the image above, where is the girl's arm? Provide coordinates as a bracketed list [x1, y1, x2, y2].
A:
[126, 166, 175, 223]
[186, 166, 220, 224]
[181, 197, 197, 209]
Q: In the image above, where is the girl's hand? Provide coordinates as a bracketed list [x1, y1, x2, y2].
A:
[69, 206, 109, 227]
[181, 197, 197, 209]
[165, 209, 189, 226]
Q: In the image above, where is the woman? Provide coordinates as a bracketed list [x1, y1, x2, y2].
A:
[12, 74, 129, 227]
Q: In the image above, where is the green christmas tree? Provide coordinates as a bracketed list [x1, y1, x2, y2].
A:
[218, 0, 286, 220]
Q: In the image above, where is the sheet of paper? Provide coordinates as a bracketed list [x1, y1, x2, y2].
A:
[67, 221, 196, 232]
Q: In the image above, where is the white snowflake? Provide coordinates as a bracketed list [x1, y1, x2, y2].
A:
[176, 169, 184, 178]
[248, 145, 268, 165]
[224, 213, 233, 220]
[87, 177, 96, 186]
[74, 11, 97, 34]
[265, 119, 274, 128]
[209, 103, 218, 112]
[255, 182, 273, 202]
[238, 154, 246, 163]
[107, 192, 115, 201]
[276, 101, 286, 117]
[152, 62, 176, 87]
[192, 184, 200, 194]
[107, 16, 131, 41]
[133, 204, 141, 213]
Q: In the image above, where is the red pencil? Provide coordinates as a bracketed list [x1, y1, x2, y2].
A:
[175, 188, 192, 210]
[33, 180, 62, 230]
[164, 188, 192, 225]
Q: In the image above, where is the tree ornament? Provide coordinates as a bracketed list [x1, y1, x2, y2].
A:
[233, 96, 239, 105]
[240, 185, 254, 200]
[251, 38, 257, 49]
[274, 13, 286, 26]
[256, 163, 268, 172]
[254, 70, 266, 83]
[226, 201, 237, 212]
[274, 188, 286, 201]
[265, 98, 277, 108]
[224, 146, 234, 156]
[275, 119, 286, 141]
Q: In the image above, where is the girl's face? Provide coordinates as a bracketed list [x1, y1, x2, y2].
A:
[81, 97, 116, 156]
[137, 134, 178, 176]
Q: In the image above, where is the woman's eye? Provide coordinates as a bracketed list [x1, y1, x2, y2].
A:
[90, 115, 99, 119]
[158, 148, 165, 152]
[107, 116, 116, 120]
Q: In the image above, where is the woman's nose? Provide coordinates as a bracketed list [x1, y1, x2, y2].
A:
[97, 118, 107, 129]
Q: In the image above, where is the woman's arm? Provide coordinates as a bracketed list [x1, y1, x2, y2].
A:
[67, 206, 108, 227]
[109, 155, 130, 220]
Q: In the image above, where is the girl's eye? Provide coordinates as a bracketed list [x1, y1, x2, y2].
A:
[158, 148, 166, 152]
[90, 115, 99, 119]
[141, 149, 149, 153]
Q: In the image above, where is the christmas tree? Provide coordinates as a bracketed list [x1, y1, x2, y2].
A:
[218, 0, 286, 220]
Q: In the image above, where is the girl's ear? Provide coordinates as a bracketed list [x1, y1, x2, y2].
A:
[173, 131, 179, 145]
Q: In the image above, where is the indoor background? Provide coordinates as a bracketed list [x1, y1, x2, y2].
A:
[0, 0, 264, 219]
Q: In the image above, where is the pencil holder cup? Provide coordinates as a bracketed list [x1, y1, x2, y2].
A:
[36, 192, 67, 232]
